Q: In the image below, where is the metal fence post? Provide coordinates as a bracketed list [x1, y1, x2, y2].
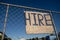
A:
[1, 4, 9, 40]
[50, 11, 59, 40]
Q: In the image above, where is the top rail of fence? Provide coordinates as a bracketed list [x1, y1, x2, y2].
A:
[0, 2, 60, 13]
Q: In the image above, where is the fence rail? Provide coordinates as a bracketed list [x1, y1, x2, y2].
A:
[0, 2, 60, 13]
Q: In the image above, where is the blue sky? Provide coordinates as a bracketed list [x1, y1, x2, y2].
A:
[0, 0, 60, 40]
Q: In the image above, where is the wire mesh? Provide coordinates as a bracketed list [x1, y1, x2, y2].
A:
[0, 4, 7, 32]
[0, 3, 60, 40]
[6, 6, 25, 40]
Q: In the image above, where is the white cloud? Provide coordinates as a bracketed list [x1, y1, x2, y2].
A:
[20, 38, 26, 40]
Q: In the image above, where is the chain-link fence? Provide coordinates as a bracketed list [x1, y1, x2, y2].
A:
[0, 2, 60, 40]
